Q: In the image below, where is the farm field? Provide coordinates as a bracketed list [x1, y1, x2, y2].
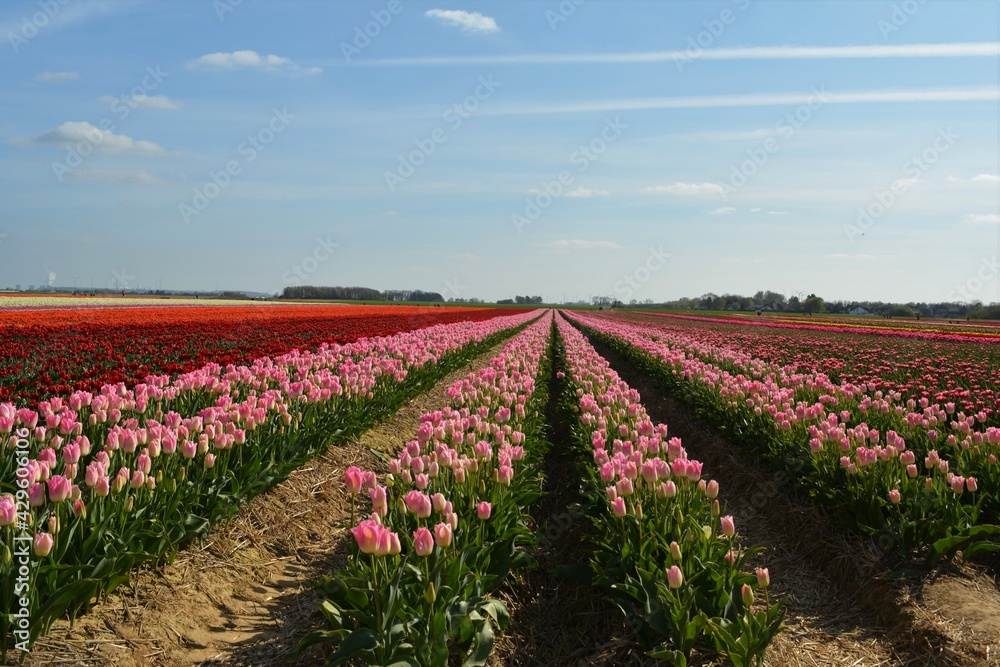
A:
[4, 304, 1000, 666]
[0, 300, 522, 405]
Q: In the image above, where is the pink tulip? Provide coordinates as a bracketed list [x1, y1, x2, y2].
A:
[434, 522, 453, 547]
[46, 475, 72, 503]
[611, 496, 626, 518]
[889, 489, 901, 504]
[477, 501, 492, 521]
[204, 453, 216, 469]
[720, 515, 736, 538]
[431, 493, 447, 513]
[351, 519, 381, 555]
[413, 527, 434, 557]
[28, 483, 45, 507]
[404, 490, 433, 518]
[706, 479, 719, 500]
[967, 477, 978, 492]
[742, 583, 755, 606]
[755, 567, 770, 588]
[33, 532, 54, 557]
[667, 565, 683, 589]
[0, 495, 16, 527]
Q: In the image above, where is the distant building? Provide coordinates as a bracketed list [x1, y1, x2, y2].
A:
[849, 306, 872, 316]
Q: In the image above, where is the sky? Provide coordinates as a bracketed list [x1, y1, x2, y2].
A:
[0, 0, 998, 305]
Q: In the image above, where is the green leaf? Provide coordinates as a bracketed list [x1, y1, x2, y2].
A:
[462, 617, 495, 667]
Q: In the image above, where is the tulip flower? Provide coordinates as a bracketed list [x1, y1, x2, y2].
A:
[667, 565, 684, 589]
[0, 495, 16, 527]
[741, 583, 755, 606]
[477, 501, 492, 521]
[434, 522, 453, 548]
[720, 515, 736, 538]
[755, 567, 770, 588]
[610, 496, 626, 518]
[46, 475, 72, 503]
[413, 527, 434, 557]
[33, 532, 54, 558]
[889, 489, 901, 504]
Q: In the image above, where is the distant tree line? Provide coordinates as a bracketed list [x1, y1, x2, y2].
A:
[280, 286, 445, 302]
[635, 289, 996, 319]
[496, 296, 543, 305]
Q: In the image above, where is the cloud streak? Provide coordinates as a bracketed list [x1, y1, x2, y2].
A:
[346, 42, 997, 66]
[481, 86, 997, 116]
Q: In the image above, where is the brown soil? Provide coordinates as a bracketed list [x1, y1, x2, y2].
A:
[585, 332, 1000, 666]
[21, 343, 507, 667]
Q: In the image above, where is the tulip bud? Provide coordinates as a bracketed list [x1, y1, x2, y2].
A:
[755, 567, 769, 588]
[667, 565, 683, 589]
[33, 532, 54, 558]
[425, 581, 436, 605]
[669, 541, 682, 562]
[741, 583, 755, 606]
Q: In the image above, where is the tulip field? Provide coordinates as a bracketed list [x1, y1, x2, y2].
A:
[3, 301, 1000, 665]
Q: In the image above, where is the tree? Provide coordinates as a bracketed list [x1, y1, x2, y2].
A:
[802, 294, 825, 313]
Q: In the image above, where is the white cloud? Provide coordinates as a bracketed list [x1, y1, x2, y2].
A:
[36, 71, 78, 82]
[187, 50, 321, 75]
[964, 213, 1000, 225]
[707, 207, 736, 215]
[425, 9, 499, 33]
[972, 174, 1000, 184]
[383, 210, 398, 216]
[98, 94, 183, 110]
[767, 210, 789, 215]
[69, 169, 163, 185]
[750, 207, 762, 213]
[27, 121, 164, 155]
[565, 187, 609, 198]
[543, 239, 622, 252]
[645, 182, 725, 196]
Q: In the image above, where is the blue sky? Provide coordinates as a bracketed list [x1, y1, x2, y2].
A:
[1, 0, 998, 304]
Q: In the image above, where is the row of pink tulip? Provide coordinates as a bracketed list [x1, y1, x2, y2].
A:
[300, 315, 553, 666]
[1, 310, 541, 654]
[565, 311, 998, 556]
[555, 313, 783, 665]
